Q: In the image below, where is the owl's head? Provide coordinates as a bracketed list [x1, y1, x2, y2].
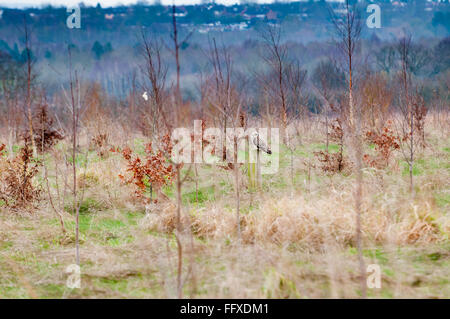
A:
[250, 131, 259, 140]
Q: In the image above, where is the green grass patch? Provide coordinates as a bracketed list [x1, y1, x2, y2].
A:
[65, 214, 93, 233]
[401, 161, 423, 176]
[96, 277, 129, 293]
[125, 211, 140, 225]
[1, 241, 13, 250]
[0, 285, 30, 298]
[401, 157, 449, 177]
[65, 197, 105, 215]
[183, 185, 215, 205]
[162, 184, 174, 198]
[98, 218, 126, 231]
[310, 143, 340, 152]
[106, 235, 134, 246]
[37, 284, 66, 298]
[434, 192, 450, 208]
[363, 248, 389, 264]
[427, 252, 442, 261]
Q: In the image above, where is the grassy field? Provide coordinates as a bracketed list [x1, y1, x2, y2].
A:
[0, 117, 449, 299]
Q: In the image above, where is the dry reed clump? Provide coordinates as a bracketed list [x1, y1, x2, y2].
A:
[77, 171, 100, 189]
[395, 201, 447, 245]
[260, 267, 303, 298]
[139, 202, 186, 233]
[177, 193, 447, 249]
[139, 203, 238, 237]
[241, 196, 355, 247]
[74, 154, 137, 209]
[190, 207, 237, 239]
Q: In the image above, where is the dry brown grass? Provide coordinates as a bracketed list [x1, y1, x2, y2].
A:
[143, 190, 447, 249]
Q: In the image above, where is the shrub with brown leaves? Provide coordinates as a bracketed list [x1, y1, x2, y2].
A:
[314, 150, 347, 173]
[0, 140, 41, 209]
[314, 119, 349, 174]
[364, 120, 400, 169]
[413, 95, 428, 148]
[91, 133, 109, 158]
[112, 134, 176, 203]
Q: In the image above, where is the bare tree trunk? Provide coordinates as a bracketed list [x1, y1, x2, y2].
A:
[170, 7, 192, 298]
[175, 232, 182, 299]
[354, 120, 366, 299]
[257, 148, 261, 190]
[176, 165, 182, 229]
[172, 5, 181, 125]
[8, 129, 14, 159]
[44, 164, 66, 234]
[279, 63, 288, 145]
[23, 17, 36, 156]
[65, 47, 81, 267]
[71, 75, 80, 266]
[290, 148, 294, 187]
[325, 112, 329, 153]
[234, 137, 241, 242]
[409, 115, 414, 194]
[194, 163, 198, 205]
[399, 36, 415, 196]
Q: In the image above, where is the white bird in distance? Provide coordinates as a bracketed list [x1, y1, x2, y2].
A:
[142, 91, 148, 101]
[251, 131, 272, 155]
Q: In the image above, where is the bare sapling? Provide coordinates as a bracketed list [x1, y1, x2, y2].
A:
[395, 36, 427, 196]
[62, 46, 86, 266]
[22, 16, 37, 156]
[258, 24, 307, 146]
[330, 0, 366, 298]
[203, 38, 247, 241]
[169, 5, 195, 298]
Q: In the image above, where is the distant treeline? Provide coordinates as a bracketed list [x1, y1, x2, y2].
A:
[0, 1, 449, 103]
[0, 1, 449, 33]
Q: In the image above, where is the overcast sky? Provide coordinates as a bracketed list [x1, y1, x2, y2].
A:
[0, 0, 286, 8]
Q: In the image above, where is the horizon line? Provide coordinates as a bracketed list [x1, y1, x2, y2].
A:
[0, 0, 348, 10]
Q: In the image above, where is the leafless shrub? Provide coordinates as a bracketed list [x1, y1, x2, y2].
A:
[257, 24, 307, 144]
[359, 72, 393, 133]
